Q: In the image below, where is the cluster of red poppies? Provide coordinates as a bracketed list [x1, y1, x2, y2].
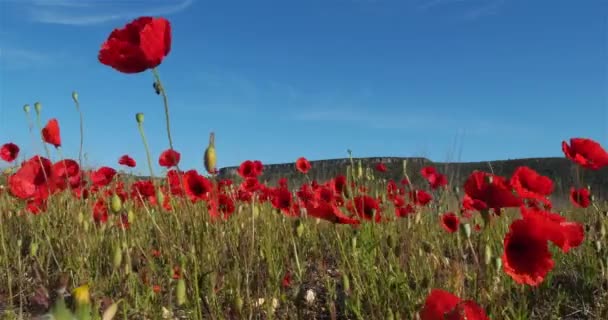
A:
[2, 15, 608, 320]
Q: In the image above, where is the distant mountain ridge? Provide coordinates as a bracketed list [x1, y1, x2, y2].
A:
[217, 157, 608, 201]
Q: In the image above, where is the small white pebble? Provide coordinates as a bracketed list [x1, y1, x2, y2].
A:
[305, 289, 316, 304]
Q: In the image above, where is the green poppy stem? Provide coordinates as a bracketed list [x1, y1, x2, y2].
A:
[136, 114, 156, 180]
[72, 91, 85, 168]
[151, 68, 175, 151]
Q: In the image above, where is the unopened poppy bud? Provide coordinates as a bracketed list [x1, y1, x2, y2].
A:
[493, 257, 502, 270]
[23, 104, 30, 113]
[135, 112, 144, 124]
[595, 240, 602, 254]
[110, 194, 122, 213]
[351, 236, 357, 250]
[102, 301, 120, 320]
[127, 209, 135, 223]
[29, 241, 38, 257]
[72, 91, 79, 102]
[357, 160, 363, 178]
[176, 278, 186, 306]
[294, 220, 305, 238]
[253, 205, 260, 219]
[342, 274, 350, 293]
[460, 223, 472, 239]
[204, 132, 217, 175]
[484, 244, 493, 265]
[112, 245, 122, 270]
[156, 189, 164, 207]
[34, 102, 42, 114]
[234, 296, 244, 313]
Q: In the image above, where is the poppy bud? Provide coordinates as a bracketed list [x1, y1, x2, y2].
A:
[110, 194, 122, 214]
[72, 91, 79, 103]
[460, 223, 472, 239]
[176, 279, 186, 306]
[23, 104, 30, 113]
[493, 257, 502, 270]
[595, 240, 602, 254]
[102, 301, 119, 320]
[294, 220, 305, 238]
[204, 132, 217, 175]
[112, 245, 122, 270]
[34, 102, 42, 114]
[484, 244, 493, 265]
[351, 236, 357, 250]
[342, 274, 350, 293]
[357, 160, 363, 179]
[234, 296, 244, 313]
[135, 112, 144, 124]
[155, 189, 165, 208]
[127, 209, 135, 223]
[29, 241, 38, 257]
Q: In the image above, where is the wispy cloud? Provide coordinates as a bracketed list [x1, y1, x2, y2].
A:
[0, 46, 52, 69]
[17, 0, 194, 26]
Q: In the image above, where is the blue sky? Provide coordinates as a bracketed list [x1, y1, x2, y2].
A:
[0, 0, 606, 174]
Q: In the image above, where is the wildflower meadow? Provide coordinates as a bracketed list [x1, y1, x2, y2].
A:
[1, 16, 608, 320]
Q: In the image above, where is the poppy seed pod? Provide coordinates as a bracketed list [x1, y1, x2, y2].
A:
[72, 91, 79, 102]
[135, 113, 144, 124]
[34, 102, 42, 114]
[204, 132, 217, 175]
[23, 104, 30, 113]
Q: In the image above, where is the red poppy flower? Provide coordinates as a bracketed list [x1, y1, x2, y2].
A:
[282, 271, 292, 288]
[0, 143, 19, 162]
[295, 157, 312, 174]
[501, 217, 556, 286]
[131, 180, 156, 204]
[208, 193, 236, 220]
[421, 166, 448, 190]
[464, 171, 522, 212]
[440, 212, 460, 233]
[166, 169, 184, 196]
[42, 118, 61, 148]
[237, 160, 263, 178]
[395, 204, 416, 218]
[271, 186, 294, 215]
[90, 167, 117, 188]
[52, 159, 81, 191]
[159, 149, 180, 168]
[8, 156, 54, 201]
[182, 170, 212, 201]
[520, 206, 584, 253]
[331, 175, 347, 194]
[510, 166, 554, 202]
[409, 189, 433, 206]
[304, 199, 360, 225]
[420, 289, 489, 320]
[375, 163, 387, 173]
[93, 199, 109, 224]
[98, 17, 172, 74]
[562, 137, 608, 170]
[570, 187, 591, 208]
[118, 154, 136, 167]
[348, 195, 381, 222]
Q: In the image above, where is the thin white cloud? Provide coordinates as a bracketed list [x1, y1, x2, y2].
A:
[20, 0, 194, 26]
[0, 46, 52, 69]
